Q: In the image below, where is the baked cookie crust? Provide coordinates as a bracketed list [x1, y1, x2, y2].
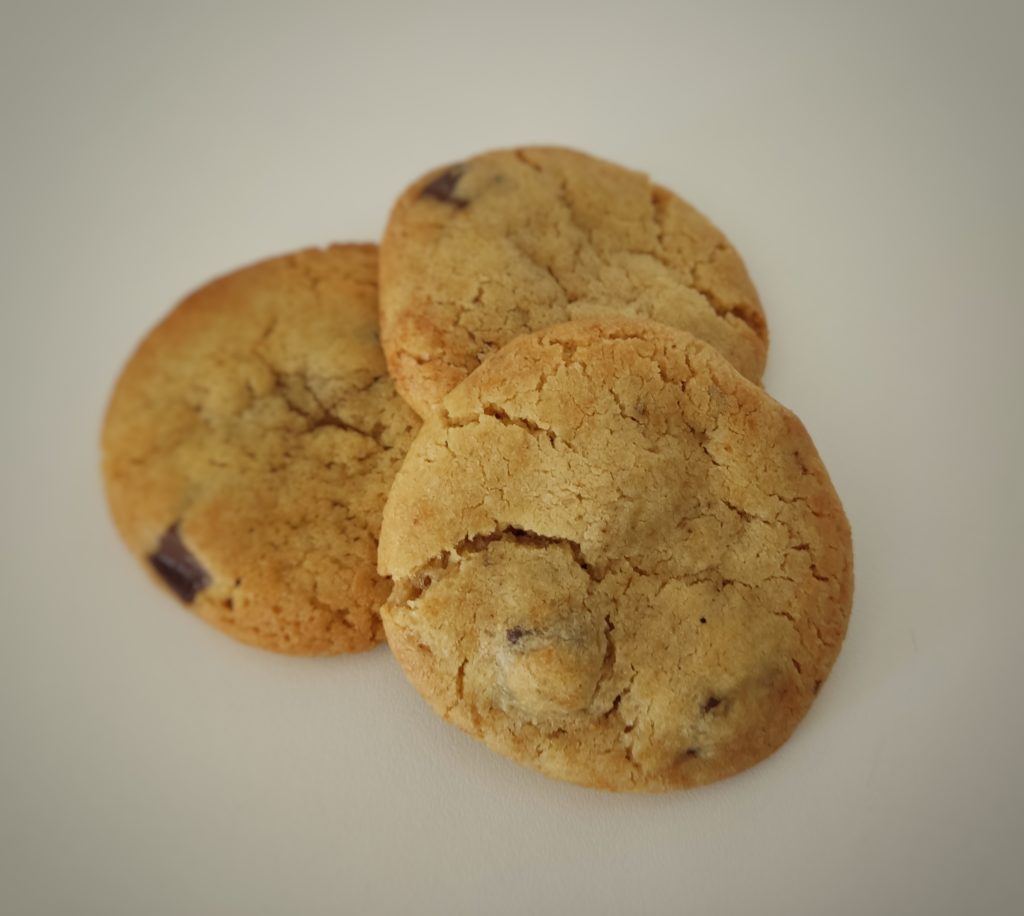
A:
[380, 146, 767, 417]
[379, 318, 851, 790]
[103, 245, 420, 654]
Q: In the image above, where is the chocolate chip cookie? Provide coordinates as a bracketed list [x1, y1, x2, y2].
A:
[380, 146, 768, 416]
[378, 318, 851, 790]
[102, 245, 420, 654]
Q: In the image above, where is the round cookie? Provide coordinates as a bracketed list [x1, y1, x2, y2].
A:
[378, 318, 852, 791]
[102, 245, 420, 655]
[380, 146, 768, 417]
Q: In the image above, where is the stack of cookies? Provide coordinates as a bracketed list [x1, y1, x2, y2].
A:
[103, 147, 853, 792]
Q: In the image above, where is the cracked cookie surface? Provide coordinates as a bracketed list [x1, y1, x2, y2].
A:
[380, 146, 768, 417]
[102, 245, 420, 654]
[378, 318, 851, 791]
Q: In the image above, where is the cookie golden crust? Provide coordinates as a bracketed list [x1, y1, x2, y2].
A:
[380, 146, 768, 417]
[379, 318, 851, 791]
[102, 245, 420, 655]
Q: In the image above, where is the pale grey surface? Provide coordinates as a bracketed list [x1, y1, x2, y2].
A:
[1, 2, 1022, 914]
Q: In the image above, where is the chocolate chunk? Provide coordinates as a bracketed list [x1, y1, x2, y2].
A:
[702, 695, 721, 714]
[147, 523, 210, 603]
[419, 165, 468, 207]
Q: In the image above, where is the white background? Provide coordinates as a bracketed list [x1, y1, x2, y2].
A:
[2, 2, 1022, 914]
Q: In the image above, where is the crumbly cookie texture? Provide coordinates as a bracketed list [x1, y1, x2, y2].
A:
[380, 146, 768, 417]
[379, 318, 851, 791]
[103, 245, 420, 655]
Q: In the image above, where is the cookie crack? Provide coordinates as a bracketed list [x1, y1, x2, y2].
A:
[393, 525, 601, 608]
[454, 526, 598, 579]
[698, 432, 837, 589]
[588, 614, 617, 708]
[453, 284, 535, 348]
[443, 403, 559, 447]
[505, 235, 579, 308]
[550, 327, 678, 388]
[515, 149, 595, 240]
[555, 173, 763, 339]
[513, 149, 601, 292]
[249, 344, 389, 448]
[289, 379, 386, 445]
[688, 243, 766, 339]
[448, 658, 469, 716]
[650, 204, 764, 339]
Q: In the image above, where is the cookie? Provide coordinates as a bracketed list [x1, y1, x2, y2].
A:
[102, 245, 420, 655]
[378, 318, 852, 791]
[380, 146, 768, 417]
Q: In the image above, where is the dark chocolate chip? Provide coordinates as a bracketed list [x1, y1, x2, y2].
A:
[147, 523, 211, 604]
[702, 695, 721, 714]
[419, 165, 468, 207]
[699, 617, 707, 624]
[685, 747, 700, 758]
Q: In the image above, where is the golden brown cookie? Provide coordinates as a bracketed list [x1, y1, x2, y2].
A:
[378, 318, 852, 791]
[102, 245, 420, 654]
[380, 146, 768, 416]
